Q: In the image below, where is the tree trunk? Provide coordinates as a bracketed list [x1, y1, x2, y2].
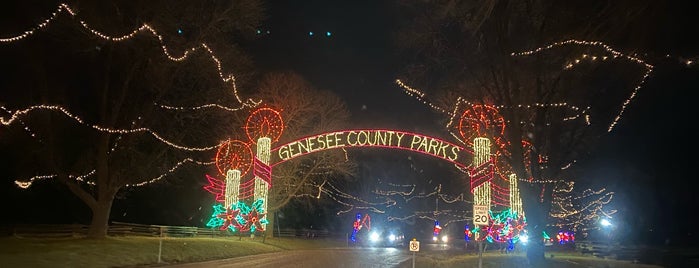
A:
[521, 180, 554, 266]
[87, 194, 116, 239]
[265, 210, 276, 239]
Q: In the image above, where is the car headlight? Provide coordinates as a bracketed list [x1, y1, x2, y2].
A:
[520, 234, 529, 244]
[432, 236, 438, 241]
[441, 235, 448, 243]
[389, 234, 396, 241]
[370, 232, 380, 242]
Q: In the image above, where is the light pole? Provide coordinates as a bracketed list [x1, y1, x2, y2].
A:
[599, 218, 613, 254]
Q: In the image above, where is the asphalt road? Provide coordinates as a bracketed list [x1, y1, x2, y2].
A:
[162, 248, 412, 268]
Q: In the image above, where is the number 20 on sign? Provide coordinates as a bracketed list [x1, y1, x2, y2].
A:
[473, 205, 489, 226]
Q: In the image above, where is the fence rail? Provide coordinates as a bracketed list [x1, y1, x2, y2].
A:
[575, 241, 641, 261]
[1, 222, 337, 239]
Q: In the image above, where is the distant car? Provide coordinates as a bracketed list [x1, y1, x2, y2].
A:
[364, 226, 405, 247]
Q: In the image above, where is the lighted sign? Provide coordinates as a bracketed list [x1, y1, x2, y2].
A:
[271, 130, 473, 168]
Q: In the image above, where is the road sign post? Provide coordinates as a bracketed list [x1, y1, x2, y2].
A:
[473, 204, 489, 226]
[473, 205, 489, 268]
[409, 238, 419, 268]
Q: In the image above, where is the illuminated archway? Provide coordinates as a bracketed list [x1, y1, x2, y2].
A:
[204, 106, 525, 240]
[271, 129, 473, 168]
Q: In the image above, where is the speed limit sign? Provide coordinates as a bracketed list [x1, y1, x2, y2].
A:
[409, 239, 420, 252]
[473, 205, 489, 226]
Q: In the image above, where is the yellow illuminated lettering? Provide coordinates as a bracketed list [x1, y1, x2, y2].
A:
[410, 135, 421, 150]
[347, 131, 357, 146]
[357, 131, 368, 145]
[367, 131, 378, 145]
[395, 132, 405, 146]
[278, 145, 290, 160]
[437, 142, 450, 158]
[428, 139, 440, 155]
[316, 134, 326, 149]
[297, 139, 309, 154]
[375, 131, 390, 146]
[288, 142, 298, 158]
[334, 132, 345, 147]
[416, 136, 428, 152]
[325, 133, 336, 148]
[448, 146, 460, 161]
[307, 136, 316, 152]
[386, 131, 395, 146]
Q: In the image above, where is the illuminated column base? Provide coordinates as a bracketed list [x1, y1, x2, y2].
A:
[474, 182, 491, 209]
[473, 137, 492, 211]
[509, 173, 523, 217]
[254, 137, 271, 227]
[225, 169, 241, 209]
[254, 179, 269, 208]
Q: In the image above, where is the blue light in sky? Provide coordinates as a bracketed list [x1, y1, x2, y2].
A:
[309, 31, 314, 36]
[326, 31, 332, 37]
[177, 28, 183, 35]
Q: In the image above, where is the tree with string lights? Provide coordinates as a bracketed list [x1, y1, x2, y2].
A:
[0, 1, 263, 238]
[228, 71, 357, 237]
[548, 181, 616, 237]
[392, 0, 659, 263]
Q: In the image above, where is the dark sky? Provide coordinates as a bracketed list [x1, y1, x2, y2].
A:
[1, 1, 698, 246]
[250, 1, 428, 129]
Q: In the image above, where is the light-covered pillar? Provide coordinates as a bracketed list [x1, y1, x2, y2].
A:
[225, 169, 241, 209]
[473, 137, 492, 211]
[509, 173, 524, 217]
[253, 137, 271, 226]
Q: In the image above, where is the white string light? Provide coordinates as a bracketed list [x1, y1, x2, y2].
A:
[288, 180, 392, 215]
[548, 181, 616, 232]
[396, 81, 590, 129]
[398, 40, 659, 132]
[0, 3, 259, 109]
[156, 102, 260, 113]
[511, 39, 654, 132]
[15, 170, 96, 189]
[124, 158, 214, 187]
[1, 105, 222, 151]
[15, 158, 214, 189]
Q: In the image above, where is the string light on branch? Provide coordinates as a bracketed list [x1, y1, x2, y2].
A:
[564, 54, 611, 69]
[125, 158, 214, 187]
[15, 159, 209, 189]
[511, 39, 654, 132]
[0, 107, 41, 141]
[388, 210, 471, 227]
[395, 79, 449, 114]
[548, 181, 616, 233]
[156, 102, 261, 113]
[1, 105, 222, 151]
[395, 80, 591, 130]
[292, 180, 391, 215]
[15, 170, 96, 189]
[0, 3, 259, 109]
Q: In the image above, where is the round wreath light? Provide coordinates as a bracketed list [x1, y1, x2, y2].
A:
[245, 107, 284, 143]
[214, 139, 253, 177]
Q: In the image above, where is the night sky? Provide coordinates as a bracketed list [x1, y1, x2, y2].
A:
[1, 1, 698, 246]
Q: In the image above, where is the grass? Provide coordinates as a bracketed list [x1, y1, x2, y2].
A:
[0, 236, 668, 268]
[407, 251, 663, 268]
[0, 236, 346, 268]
